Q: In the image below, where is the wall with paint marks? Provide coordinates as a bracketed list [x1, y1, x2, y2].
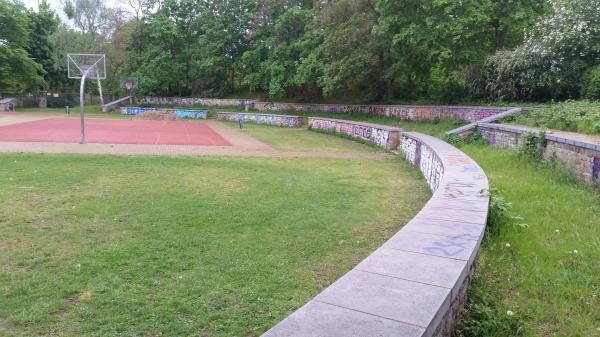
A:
[264, 120, 490, 337]
[141, 96, 512, 122]
[121, 107, 208, 119]
[251, 101, 508, 122]
[217, 112, 303, 127]
[140, 97, 252, 107]
[308, 117, 402, 150]
[479, 123, 600, 183]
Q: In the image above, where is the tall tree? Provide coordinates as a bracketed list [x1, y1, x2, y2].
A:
[0, 0, 44, 95]
[27, 0, 60, 90]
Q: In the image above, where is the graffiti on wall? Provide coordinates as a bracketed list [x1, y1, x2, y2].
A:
[218, 112, 303, 127]
[141, 97, 508, 122]
[309, 118, 399, 149]
[121, 107, 207, 119]
[400, 135, 444, 192]
[249, 101, 506, 122]
[593, 157, 600, 182]
[141, 97, 250, 107]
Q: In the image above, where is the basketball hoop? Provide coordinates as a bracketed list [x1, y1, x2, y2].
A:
[120, 77, 138, 106]
[67, 53, 107, 144]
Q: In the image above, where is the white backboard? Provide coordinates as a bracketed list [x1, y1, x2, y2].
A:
[67, 53, 106, 79]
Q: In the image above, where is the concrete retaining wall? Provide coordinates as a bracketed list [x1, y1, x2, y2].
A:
[140, 97, 512, 122]
[252, 102, 509, 123]
[217, 112, 303, 127]
[263, 121, 490, 337]
[121, 107, 208, 119]
[479, 123, 600, 183]
[140, 97, 252, 107]
[308, 117, 402, 150]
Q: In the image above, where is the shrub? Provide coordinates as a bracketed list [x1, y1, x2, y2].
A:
[517, 100, 600, 134]
[581, 65, 600, 100]
[518, 131, 546, 161]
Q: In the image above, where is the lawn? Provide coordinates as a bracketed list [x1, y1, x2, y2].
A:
[456, 145, 600, 337]
[222, 122, 380, 152]
[0, 153, 429, 337]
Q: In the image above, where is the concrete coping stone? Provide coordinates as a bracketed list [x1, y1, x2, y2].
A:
[262, 122, 489, 337]
[308, 116, 403, 132]
[444, 107, 523, 136]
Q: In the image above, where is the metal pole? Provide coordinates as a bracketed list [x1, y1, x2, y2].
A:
[80, 70, 89, 144]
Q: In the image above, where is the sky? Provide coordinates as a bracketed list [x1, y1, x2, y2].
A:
[21, 0, 128, 18]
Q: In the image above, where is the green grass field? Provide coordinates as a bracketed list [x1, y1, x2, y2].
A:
[222, 122, 380, 152]
[0, 154, 429, 337]
[0, 106, 600, 337]
[456, 145, 600, 337]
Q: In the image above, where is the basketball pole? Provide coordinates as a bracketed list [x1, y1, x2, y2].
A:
[79, 68, 91, 144]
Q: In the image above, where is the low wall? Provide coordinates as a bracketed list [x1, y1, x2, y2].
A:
[263, 121, 490, 337]
[217, 112, 303, 127]
[121, 107, 208, 119]
[479, 123, 600, 183]
[140, 97, 252, 107]
[141, 97, 513, 122]
[252, 102, 510, 123]
[308, 117, 402, 150]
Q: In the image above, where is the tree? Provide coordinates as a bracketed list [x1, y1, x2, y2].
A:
[0, 0, 44, 95]
[472, 0, 600, 100]
[27, 0, 60, 90]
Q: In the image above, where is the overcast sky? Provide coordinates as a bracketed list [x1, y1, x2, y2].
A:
[21, 0, 128, 18]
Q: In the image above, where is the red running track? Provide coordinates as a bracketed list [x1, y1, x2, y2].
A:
[0, 118, 232, 146]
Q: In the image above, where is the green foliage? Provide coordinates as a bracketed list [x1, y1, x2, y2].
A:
[518, 131, 546, 161]
[514, 100, 600, 134]
[26, 0, 59, 90]
[455, 276, 523, 337]
[446, 127, 486, 147]
[0, 0, 45, 94]
[471, 0, 600, 100]
[581, 65, 600, 100]
[485, 186, 527, 238]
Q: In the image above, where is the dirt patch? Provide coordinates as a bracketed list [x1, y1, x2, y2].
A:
[133, 110, 181, 121]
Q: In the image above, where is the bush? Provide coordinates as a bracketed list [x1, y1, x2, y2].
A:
[581, 65, 600, 100]
[515, 100, 600, 134]
[518, 131, 546, 161]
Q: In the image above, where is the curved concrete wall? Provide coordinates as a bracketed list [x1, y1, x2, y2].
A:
[263, 119, 490, 337]
[308, 117, 403, 150]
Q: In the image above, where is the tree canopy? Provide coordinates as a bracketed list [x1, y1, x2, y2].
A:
[1, 0, 598, 102]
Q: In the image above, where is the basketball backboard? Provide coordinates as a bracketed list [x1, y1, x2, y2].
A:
[67, 53, 106, 79]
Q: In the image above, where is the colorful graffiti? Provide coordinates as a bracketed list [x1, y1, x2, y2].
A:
[140, 97, 251, 107]
[217, 112, 303, 127]
[250, 101, 507, 122]
[121, 107, 207, 119]
[141, 97, 509, 122]
[401, 135, 443, 191]
[593, 157, 600, 182]
[308, 117, 401, 150]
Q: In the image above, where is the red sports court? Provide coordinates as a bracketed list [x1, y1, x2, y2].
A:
[0, 118, 231, 146]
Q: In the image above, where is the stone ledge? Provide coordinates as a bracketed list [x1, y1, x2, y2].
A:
[263, 121, 489, 337]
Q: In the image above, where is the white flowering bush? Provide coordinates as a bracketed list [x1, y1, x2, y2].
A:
[471, 0, 600, 100]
